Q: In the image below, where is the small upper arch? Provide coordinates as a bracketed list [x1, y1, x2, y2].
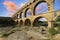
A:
[24, 8, 32, 17]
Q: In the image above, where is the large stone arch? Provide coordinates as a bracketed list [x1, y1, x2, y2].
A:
[24, 19, 31, 26]
[33, 0, 48, 15]
[20, 20, 23, 26]
[33, 16, 48, 27]
[24, 8, 32, 17]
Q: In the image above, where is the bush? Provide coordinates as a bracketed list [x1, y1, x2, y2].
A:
[1, 30, 15, 38]
[1, 34, 9, 38]
[48, 27, 59, 35]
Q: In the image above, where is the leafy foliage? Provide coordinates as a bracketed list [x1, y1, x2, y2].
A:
[0, 17, 16, 27]
[48, 27, 59, 35]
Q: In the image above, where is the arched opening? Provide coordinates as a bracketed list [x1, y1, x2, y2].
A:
[33, 1, 48, 15]
[20, 12, 24, 18]
[24, 19, 31, 26]
[20, 20, 23, 26]
[33, 17, 48, 27]
[55, 15, 60, 27]
[25, 8, 31, 17]
[16, 20, 18, 24]
[17, 14, 18, 19]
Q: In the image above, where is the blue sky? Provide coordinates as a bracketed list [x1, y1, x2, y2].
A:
[0, 0, 29, 17]
[0, 0, 60, 17]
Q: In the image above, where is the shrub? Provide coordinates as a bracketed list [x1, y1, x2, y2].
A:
[1, 34, 9, 38]
[48, 27, 59, 35]
[1, 30, 15, 38]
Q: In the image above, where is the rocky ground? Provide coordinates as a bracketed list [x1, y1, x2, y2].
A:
[0, 26, 60, 40]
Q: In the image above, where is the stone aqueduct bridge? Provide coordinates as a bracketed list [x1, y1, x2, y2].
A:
[12, 0, 60, 28]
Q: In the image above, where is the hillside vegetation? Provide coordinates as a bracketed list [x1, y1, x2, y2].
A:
[0, 17, 16, 27]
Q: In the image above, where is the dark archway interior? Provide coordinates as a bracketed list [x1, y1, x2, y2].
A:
[20, 20, 23, 26]
[24, 19, 31, 26]
[33, 17, 48, 27]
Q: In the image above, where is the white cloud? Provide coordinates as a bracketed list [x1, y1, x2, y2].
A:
[39, 18, 47, 21]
